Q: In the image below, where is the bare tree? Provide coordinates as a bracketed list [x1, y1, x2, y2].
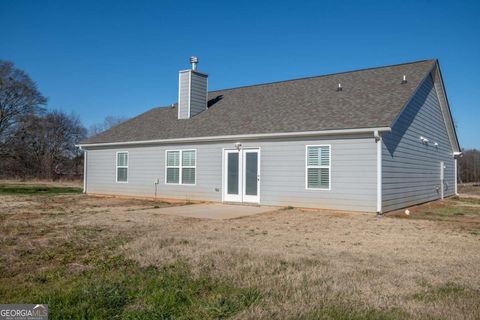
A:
[458, 149, 480, 183]
[3, 111, 86, 179]
[0, 60, 46, 147]
[0, 61, 87, 180]
[88, 115, 128, 137]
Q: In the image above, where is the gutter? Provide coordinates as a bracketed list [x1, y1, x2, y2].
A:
[76, 127, 392, 148]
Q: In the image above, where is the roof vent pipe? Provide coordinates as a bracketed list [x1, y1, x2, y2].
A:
[190, 56, 198, 71]
[337, 83, 342, 91]
[401, 75, 407, 84]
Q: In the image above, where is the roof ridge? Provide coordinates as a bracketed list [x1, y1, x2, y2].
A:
[208, 59, 436, 94]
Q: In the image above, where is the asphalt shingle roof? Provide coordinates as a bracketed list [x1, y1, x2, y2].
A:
[81, 59, 436, 144]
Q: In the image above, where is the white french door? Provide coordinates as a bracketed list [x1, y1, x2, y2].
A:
[223, 149, 260, 203]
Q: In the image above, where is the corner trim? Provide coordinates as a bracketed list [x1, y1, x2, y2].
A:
[83, 150, 87, 193]
[187, 71, 191, 118]
[375, 130, 382, 214]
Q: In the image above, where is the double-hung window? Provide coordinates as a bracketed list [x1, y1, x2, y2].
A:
[116, 152, 128, 183]
[166, 150, 196, 185]
[306, 145, 331, 190]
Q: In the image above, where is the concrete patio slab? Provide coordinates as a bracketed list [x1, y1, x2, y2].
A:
[155, 203, 278, 220]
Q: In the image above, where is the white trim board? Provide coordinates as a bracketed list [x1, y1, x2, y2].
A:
[77, 127, 391, 148]
[83, 150, 87, 193]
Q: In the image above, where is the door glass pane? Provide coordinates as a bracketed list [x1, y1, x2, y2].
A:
[245, 152, 258, 196]
[227, 153, 239, 195]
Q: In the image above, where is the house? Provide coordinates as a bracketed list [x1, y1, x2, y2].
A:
[78, 58, 461, 213]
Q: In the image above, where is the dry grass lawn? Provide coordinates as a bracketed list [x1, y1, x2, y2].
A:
[1, 185, 479, 319]
[459, 183, 480, 197]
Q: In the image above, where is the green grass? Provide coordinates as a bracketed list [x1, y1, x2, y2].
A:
[412, 283, 466, 303]
[37, 259, 260, 320]
[0, 184, 82, 195]
[394, 198, 480, 222]
[304, 305, 410, 320]
[422, 205, 480, 218]
[458, 197, 480, 205]
[0, 223, 260, 320]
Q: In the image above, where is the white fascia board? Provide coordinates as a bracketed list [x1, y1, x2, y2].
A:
[76, 127, 391, 148]
[433, 62, 461, 153]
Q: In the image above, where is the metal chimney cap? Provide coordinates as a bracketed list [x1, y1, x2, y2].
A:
[190, 56, 199, 70]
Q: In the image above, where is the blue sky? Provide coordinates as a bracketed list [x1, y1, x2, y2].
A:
[1, 0, 479, 148]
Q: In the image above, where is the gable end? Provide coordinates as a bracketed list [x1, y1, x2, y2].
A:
[390, 61, 460, 154]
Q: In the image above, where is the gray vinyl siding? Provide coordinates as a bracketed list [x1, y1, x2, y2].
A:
[189, 72, 207, 117]
[178, 71, 190, 119]
[86, 135, 377, 212]
[382, 74, 455, 212]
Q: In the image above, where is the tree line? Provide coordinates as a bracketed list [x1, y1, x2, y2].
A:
[0, 60, 125, 180]
[458, 149, 480, 183]
[0, 60, 478, 183]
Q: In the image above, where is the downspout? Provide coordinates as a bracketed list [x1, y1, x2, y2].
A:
[453, 151, 462, 196]
[454, 158, 458, 196]
[374, 130, 382, 214]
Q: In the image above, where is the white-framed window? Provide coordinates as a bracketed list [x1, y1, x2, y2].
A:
[116, 151, 128, 183]
[306, 145, 331, 190]
[166, 149, 196, 185]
